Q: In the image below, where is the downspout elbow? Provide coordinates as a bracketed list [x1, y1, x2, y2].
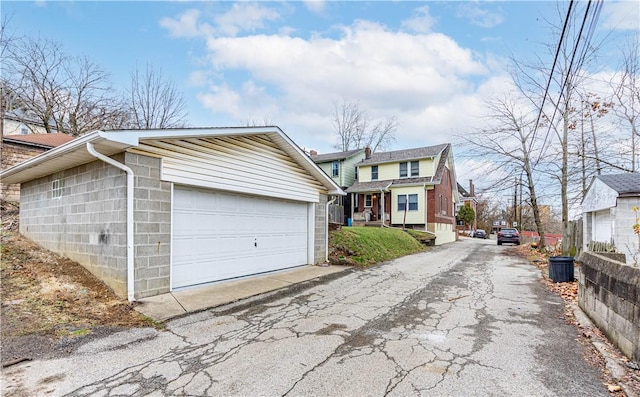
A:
[86, 143, 136, 303]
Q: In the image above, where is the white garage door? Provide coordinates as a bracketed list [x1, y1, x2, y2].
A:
[172, 186, 309, 289]
[593, 209, 612, 242]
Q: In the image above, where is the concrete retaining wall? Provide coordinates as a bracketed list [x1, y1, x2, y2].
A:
[578, 251, 640, 361]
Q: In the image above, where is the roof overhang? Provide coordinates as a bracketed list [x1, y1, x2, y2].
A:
[0, 127, 346, 196]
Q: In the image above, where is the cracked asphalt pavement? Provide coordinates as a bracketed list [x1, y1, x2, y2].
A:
[2, 238, 609, 396]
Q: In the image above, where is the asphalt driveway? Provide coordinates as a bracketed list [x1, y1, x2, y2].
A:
[2, 238, 608, 396]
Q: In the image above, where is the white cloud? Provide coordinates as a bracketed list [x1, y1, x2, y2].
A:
[304, 1, 326, 15]
[187, 19, 500, 151]
[601, 0, 640, 31]
[214, 2, 280, 37]
[456, 4, 504, 29]
[160, 9, 212, 38]
[160, 3, 280, 38]
[401, 5, 437, 33]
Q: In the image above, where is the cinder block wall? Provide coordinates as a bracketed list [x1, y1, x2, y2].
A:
[20, 154, 129, 296]
[19, 152, 172, 299]
[314, 194, 328, 263]
[126, 152, 171, 298]
[612, 197, 640, 265]
[578, 252, 640, 361]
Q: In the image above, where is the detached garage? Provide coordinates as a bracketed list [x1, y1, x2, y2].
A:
[582, 173, 640, 264]
[0, 127, 344, 301]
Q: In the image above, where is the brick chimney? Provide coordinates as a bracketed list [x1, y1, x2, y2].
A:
[364, 146, 371, 159]
[310, 149, 317, 156]
[469, 179, 475, 196]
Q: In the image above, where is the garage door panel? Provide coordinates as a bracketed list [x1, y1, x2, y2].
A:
[172, 186, 309, 289]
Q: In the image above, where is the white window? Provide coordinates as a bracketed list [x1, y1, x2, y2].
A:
[400, 161, 419, 178]
[410, 161, 419, 176]
[332, 161, 339, 177]
[398, 195, 406, 211]
[409, 194, 418, 210]
[371, 166, 378, 180]
[398, 194, 418, 211]
[52, 179, 64, 199]
[365, 194, 373, 207]
[400, 162, 408, 178]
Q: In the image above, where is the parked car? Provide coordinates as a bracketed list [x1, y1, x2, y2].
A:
[497, 228, 520, 245]
[473, 229, 487, 239]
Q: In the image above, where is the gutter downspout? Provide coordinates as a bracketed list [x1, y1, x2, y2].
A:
[86, 143, 136, 303]
[325, 196, 337, 262]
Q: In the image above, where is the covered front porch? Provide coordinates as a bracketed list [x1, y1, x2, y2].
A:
[347, 187, 392, 227]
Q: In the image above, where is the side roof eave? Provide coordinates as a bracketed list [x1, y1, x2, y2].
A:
[0, 131, 126, 184]
[0, 126, 346, 195]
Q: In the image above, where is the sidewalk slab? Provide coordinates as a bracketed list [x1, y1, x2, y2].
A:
[135, 264, 350, 321]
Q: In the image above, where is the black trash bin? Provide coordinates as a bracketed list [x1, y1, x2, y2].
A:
[548, 256, 575, 282]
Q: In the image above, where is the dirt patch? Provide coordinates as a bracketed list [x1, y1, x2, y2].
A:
[1, 224, 154, 367]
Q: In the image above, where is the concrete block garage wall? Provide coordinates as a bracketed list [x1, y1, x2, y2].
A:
[19, 152, 171, 299]
[127, 152, 171, 298]
[314, 194, 328, 263]
[20, 154, 130, 297]
[578, 252, 640, 361]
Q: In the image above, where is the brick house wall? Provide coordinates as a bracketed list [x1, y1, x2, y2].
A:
[428, 168, 456, 226]
[1, 141, 48, 201]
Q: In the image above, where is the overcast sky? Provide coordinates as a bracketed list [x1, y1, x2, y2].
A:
[4, 1, 639, 193]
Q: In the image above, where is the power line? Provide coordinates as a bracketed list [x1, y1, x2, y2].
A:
[530, 0, 575, 150]
[534, 0, 604, 166]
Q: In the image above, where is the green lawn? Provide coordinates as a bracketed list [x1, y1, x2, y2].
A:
[329, 226, 427, 266]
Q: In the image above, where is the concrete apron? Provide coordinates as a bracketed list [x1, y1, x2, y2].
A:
[134, 265, 350, 321]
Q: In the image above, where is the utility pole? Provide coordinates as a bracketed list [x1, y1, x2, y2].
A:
[513, 178, 518, 228]
[519, 172, 523, 230]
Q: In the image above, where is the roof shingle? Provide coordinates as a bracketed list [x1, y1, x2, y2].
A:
[597, 174, 640, 196]
[358, 144, 448, 165]
[3, 133, 75, 148]
[310, 148, 364, 163]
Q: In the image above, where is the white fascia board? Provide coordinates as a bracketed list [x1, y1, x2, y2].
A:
[0, 131, 110, 183]
[269, 128, 346, 196]
[102, 126, 283, 144]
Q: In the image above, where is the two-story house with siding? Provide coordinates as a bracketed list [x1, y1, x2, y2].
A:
[346, 144, 459, 245]
[310, 148, 366, 224]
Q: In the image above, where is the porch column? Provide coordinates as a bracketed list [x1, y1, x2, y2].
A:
[350, 193, 354, 223]
[380, 190, 385, 227]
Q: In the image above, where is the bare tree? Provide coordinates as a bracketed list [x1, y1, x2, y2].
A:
[239, 117, 274, 127]
[127, 63, 188, 129]
[2, 34, 123, 136]
[1, 13, 16, 138]
[332, 99, 397, 152]
[609, 34, 640, 171]
[458, 95, 549, 249]
[367, 115, 398, 153]
[512, 2, 608, 255]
